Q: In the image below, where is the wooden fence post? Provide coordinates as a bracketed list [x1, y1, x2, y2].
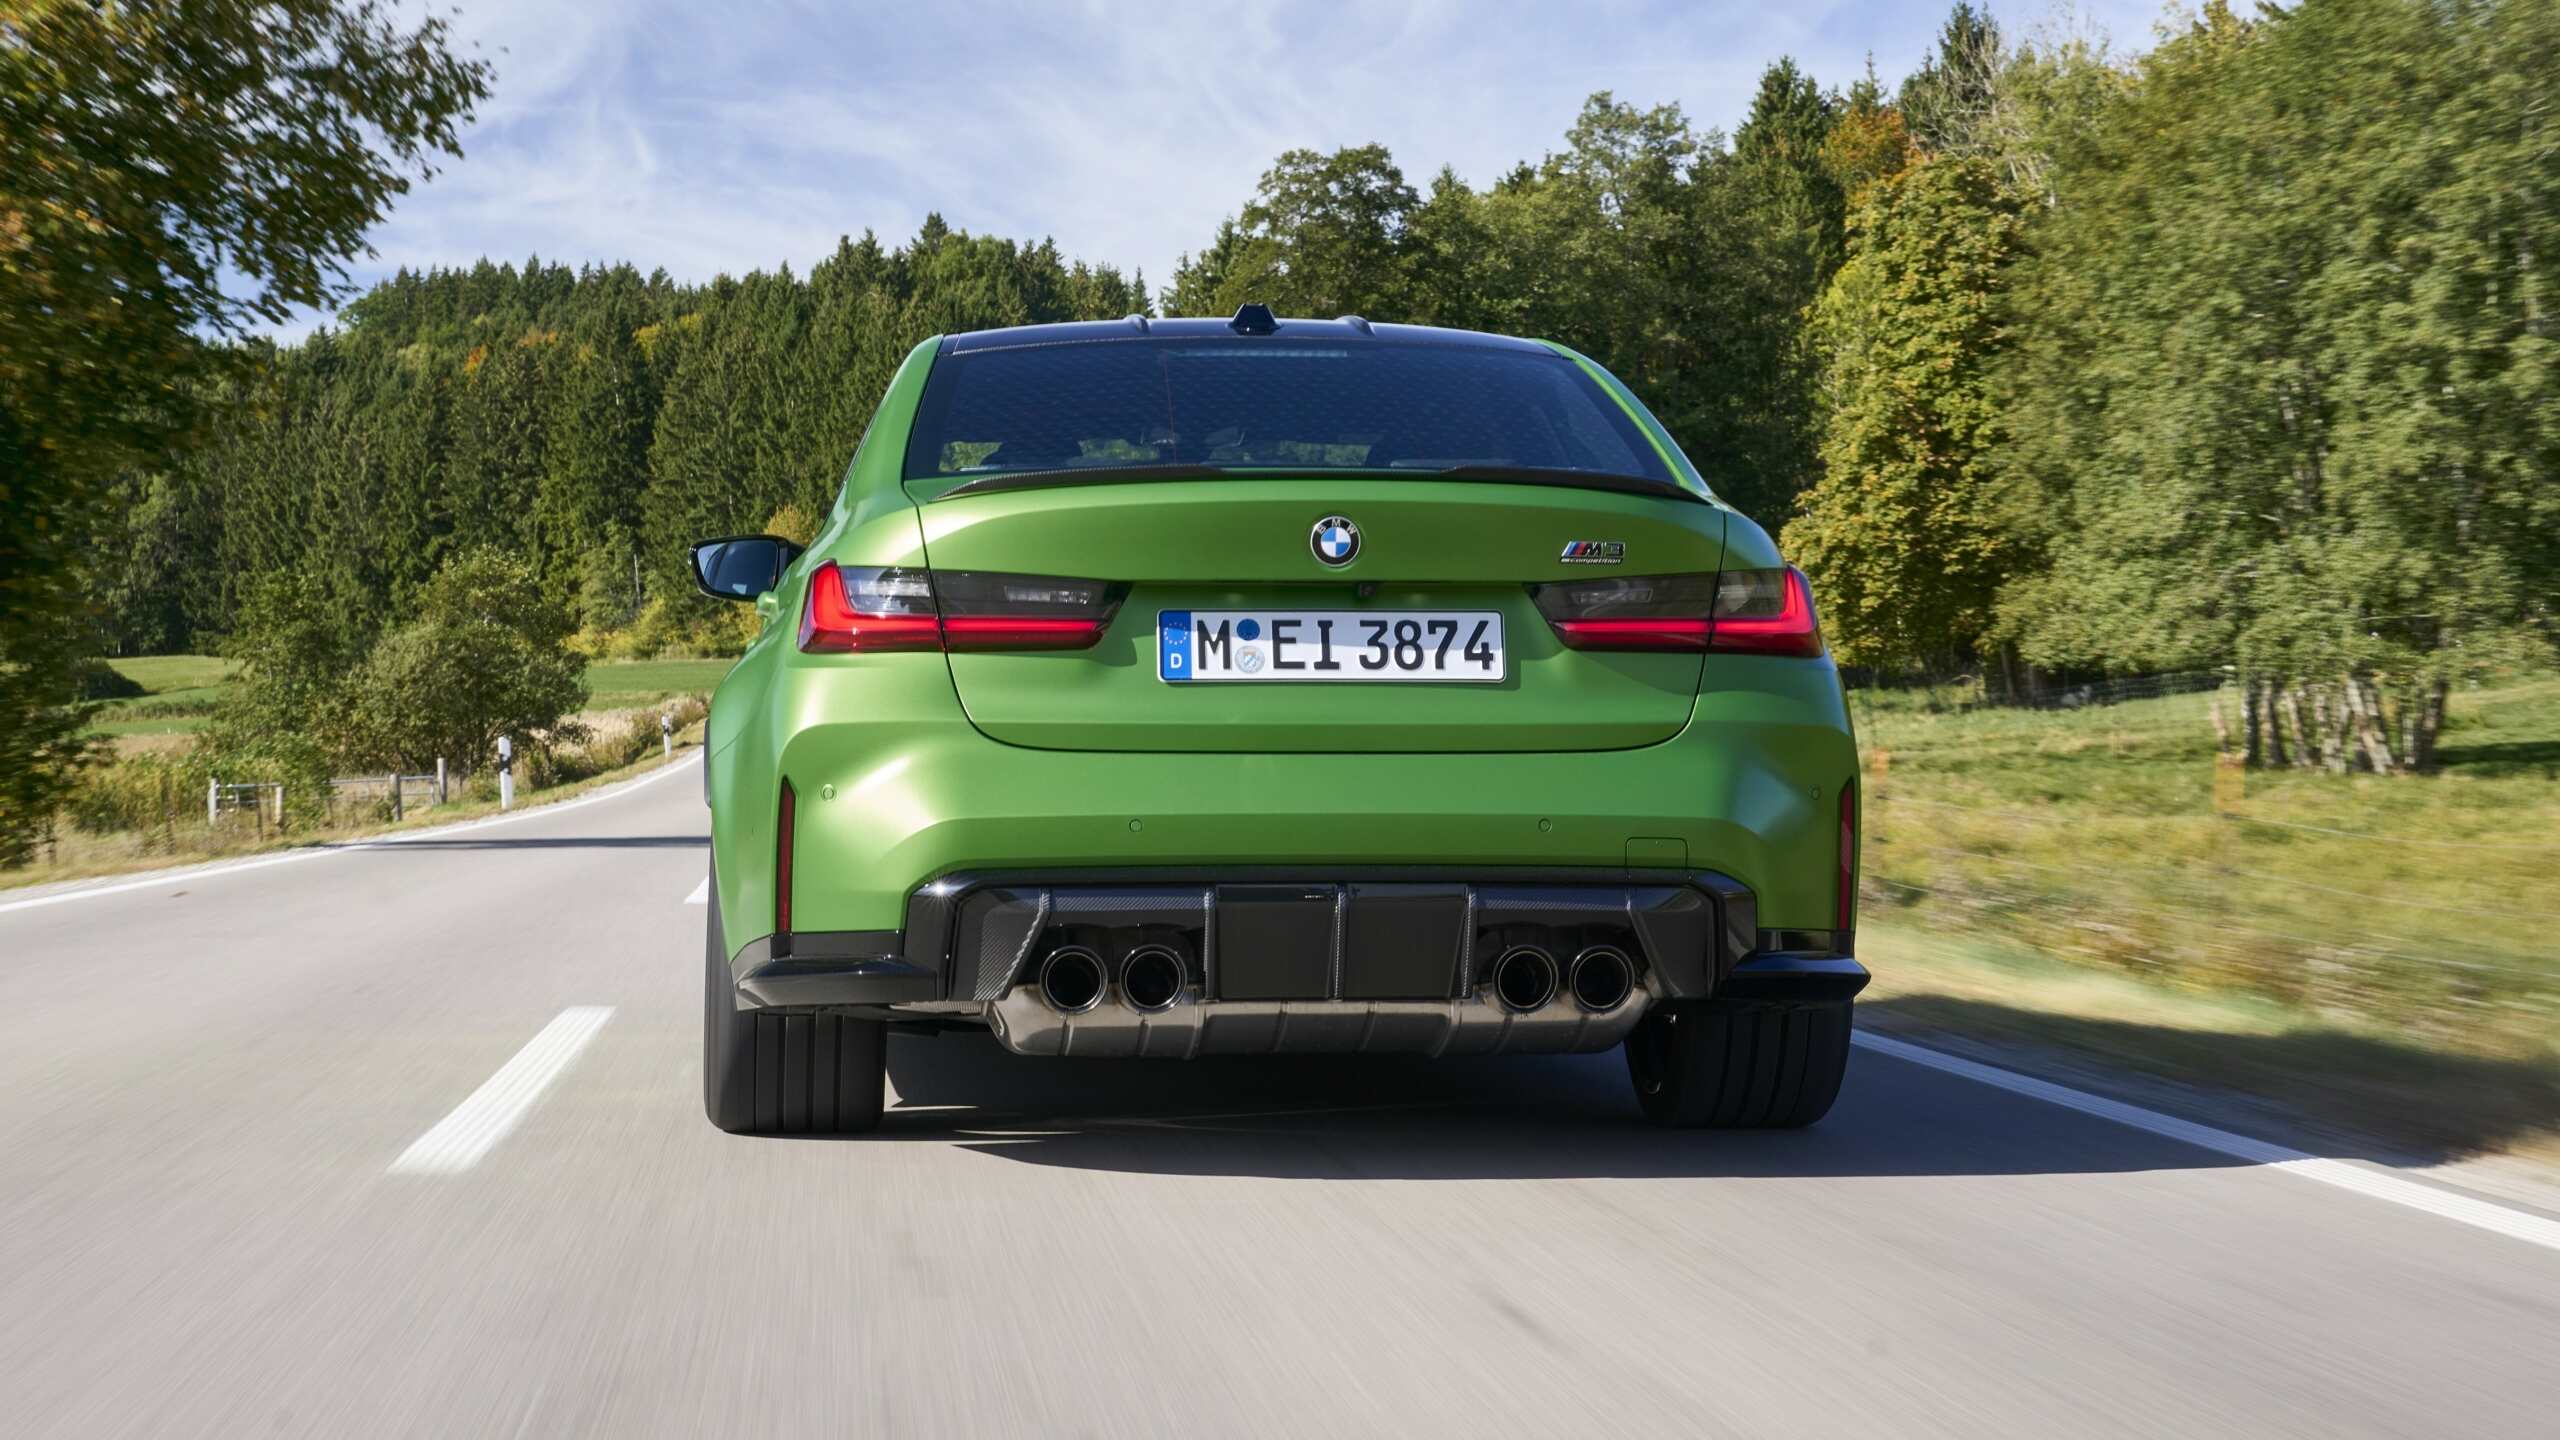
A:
[436, 757, 448, 805]
[391, 773, 403, 822]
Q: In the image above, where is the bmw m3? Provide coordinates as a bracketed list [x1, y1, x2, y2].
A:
[690, 306, 1865, 1135]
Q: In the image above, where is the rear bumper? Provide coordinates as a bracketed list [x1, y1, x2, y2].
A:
[732, 653, 1859, 944]
[733, 867, 1867, 1051]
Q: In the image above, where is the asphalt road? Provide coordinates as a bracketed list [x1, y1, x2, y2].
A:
[4, 758, 2555, 1438]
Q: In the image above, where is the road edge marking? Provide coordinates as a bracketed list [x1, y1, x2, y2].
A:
[1852, 1030, 2560, 1254]
[391, 1006, 615, 1175]
[0, 754, 701, 918]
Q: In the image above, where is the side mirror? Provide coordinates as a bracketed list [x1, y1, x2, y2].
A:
[689, 535, 805, 602]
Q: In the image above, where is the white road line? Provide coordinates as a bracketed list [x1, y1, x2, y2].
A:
[0, 754, 701, 918]
[1854, 1031, 2560, 1254]
[390, 1007, 615, 1175]
[684, 878, 708, 905]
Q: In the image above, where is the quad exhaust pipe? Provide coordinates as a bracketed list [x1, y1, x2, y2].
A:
[1035, 935, 1630, 1019]
[1036, 942, 1187, 1014]
[1491, 945, 1559, 1014]
[1119, 944, 1186, 1013]
[1569, 945, 1635, 1012]
[1036, 945, 1107, 1015]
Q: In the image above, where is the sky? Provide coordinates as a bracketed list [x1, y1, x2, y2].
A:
[294, 0, 2178, 333]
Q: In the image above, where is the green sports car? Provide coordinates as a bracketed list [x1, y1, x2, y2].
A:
[690, 306, 1866, 1136]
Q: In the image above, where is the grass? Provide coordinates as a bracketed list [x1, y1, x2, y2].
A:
[89, 654, 737, 737]
[1850, 674, 2560, 1067]
[103, 655, 238, 693]
[1860, 921, 2560, 1165]
[583, 656, 736, 705]
[10, 706, 710, 892]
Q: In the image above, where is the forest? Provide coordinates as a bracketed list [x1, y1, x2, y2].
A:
[63, 0, 2560, 781]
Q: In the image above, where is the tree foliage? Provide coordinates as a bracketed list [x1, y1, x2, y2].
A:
[336, 548, 587, 774]
[1787, 155, 2025, 669]
[1997, 0, 2559, 771]
[0, 0, 489, 862]
[31, 0, 2556, 828]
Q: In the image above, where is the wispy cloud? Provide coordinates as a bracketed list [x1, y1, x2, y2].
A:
[280, 0, 2174, 336]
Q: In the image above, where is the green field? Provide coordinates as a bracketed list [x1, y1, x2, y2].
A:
[581, 657, 736, 705]
[93, 654, 735, 737]
[1851, 675, 2560, 1063]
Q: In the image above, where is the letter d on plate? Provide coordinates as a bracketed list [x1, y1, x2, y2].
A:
[1159, 610, 1192, 681]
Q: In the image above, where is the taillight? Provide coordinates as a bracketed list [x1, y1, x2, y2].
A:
[1529, 567, 1823, 655]
[1837, 778, 1858, 933]
[800, 563, 939, 652]
[936, 571, 1120, 651]
[1531, 574, 1717, 651]
[798, 562, 1119, 653]
[1710, 567, 1824, 657]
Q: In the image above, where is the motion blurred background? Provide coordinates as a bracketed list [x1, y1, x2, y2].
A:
[4, 0, 2554, 1168]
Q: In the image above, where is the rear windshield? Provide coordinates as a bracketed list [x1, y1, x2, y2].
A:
[902, 337, 1679, 486]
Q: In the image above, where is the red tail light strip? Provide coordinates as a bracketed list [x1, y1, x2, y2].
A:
[1548, 617, 1713, 651]
[1710, 568, 1824, 658]
[1837, 778, 1858, 933]
[1531, 567, 1824, 656]
[799, 561, 1117, 654]
[775, 779, 796, 935]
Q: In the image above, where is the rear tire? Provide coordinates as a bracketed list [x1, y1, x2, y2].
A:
[703, 876, 886, 1135]
[1625, 1000, 1852, 1129]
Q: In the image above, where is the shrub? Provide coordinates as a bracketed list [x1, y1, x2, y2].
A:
[336, 548, 588, 773]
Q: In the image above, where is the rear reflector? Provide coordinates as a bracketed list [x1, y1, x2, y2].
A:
[799, 562, 1120, 653]
[1837, 778, 1857, 933]
[1529, 567, 1823, 656]
[775, 779, 796, 935]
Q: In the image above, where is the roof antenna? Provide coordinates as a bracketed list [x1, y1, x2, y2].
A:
[1335, 315, 1372, 335]
[1229, 302, 1278, 335]
[1123, 313, 1149, 334]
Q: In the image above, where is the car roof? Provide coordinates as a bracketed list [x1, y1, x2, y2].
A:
[939, 316, 1558, 356]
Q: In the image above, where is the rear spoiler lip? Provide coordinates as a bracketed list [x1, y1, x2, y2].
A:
[919, 464, 1713, 506]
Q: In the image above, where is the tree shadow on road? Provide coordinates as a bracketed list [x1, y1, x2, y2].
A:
[860, 997, 2555, 1182]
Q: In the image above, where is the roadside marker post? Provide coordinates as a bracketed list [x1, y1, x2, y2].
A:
[660, 712, 673, 759]
[497, 736, 515, 812]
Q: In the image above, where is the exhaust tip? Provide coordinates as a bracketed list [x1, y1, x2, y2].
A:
[1569, 945, 1636, 1012]
[1491, 945, 1559, 1013]
[1037, 945, 1107, 1015]
[1120, 944, 1186, 1013]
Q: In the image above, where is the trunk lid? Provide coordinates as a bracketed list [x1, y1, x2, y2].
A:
[910, 477, 1728, 752]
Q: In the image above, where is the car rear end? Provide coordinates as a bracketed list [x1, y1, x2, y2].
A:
[700, 315, 1864, 1134]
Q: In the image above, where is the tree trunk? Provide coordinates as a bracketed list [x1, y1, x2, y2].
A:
[2278, 683, 2312, 769]
[2259, 679, 2288, 768]
[2240, 679, 2263, 769]
[2344, 671, 2397, 774]
[2209, 691, 2232, 757]
[2407, 677, 2449, 774]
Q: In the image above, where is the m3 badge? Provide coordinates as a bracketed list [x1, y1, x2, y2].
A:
[1559, 540, 1625, 565]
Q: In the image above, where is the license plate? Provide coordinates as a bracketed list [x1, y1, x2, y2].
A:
[1158, 610, 1506, 683]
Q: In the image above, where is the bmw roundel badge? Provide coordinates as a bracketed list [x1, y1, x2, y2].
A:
[1310, 515, 1361, 567]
